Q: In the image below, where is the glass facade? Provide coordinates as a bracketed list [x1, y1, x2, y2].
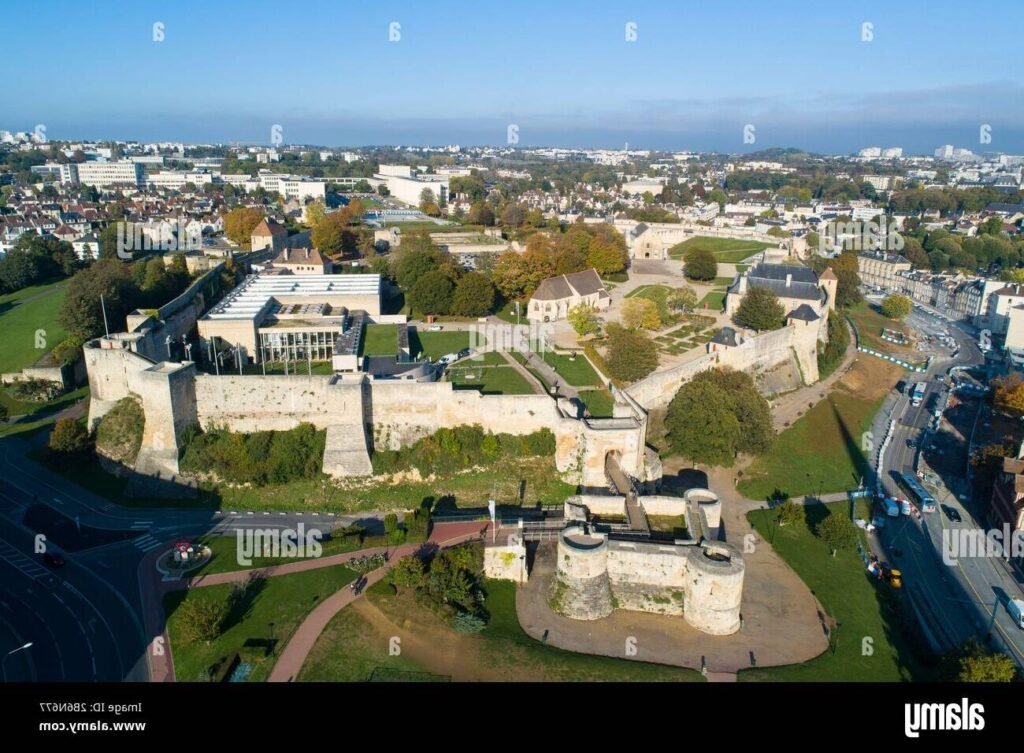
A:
[259, 329, 337, 363]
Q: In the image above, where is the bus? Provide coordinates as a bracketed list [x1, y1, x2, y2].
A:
[910, 382, 926, 407]
[896, 472, 937, 513]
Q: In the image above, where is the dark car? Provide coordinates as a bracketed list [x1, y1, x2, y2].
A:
[907, 438, 917, 449]
[457, 347, 471, 359]
[942, 505, 962, 523]
[43, 551, 65, 567]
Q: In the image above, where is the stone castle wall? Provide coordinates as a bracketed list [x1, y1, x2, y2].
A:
[555, 529, 745, 635]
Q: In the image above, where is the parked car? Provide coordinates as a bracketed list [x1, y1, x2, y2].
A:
[427, 324, 443, 332]
[942, 505, 962, 523]
[43, 551, 65, 567]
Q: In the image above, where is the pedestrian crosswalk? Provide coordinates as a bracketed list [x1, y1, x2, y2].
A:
[129, 521, 153, 531]
[133, 535, 163, 553]
[0, 540, 51, 581]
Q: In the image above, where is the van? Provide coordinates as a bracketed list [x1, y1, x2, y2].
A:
[1008, 598, 1024, 629]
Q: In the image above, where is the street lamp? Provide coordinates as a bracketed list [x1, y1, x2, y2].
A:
[3, 642, 33, 680]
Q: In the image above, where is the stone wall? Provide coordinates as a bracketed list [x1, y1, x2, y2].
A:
[625, 323, 820, 411]
[554, 528, 745, 635]
[483, 533, 528, 581]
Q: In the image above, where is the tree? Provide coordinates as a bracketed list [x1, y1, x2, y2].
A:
[393, 242, 447, 289]
[567, 304, 600, 336]
[466, 202, 495, 226]
[664, 368, 773, 465]
[684, 248, 717, 281]
[450, 272, 495, 317]
[383, 513, 398, 534]
[222, 207, 264, 246]
[305, 199, 327, 228]
[993, 373, 1024, 417]
[49, 418, 91, 458]
[979, 216, 1004, 237]
[58, 259, 138, 341]
[176, 597, 227, 644]
[902, 237, 929, 269]
[419, 188, 440, 217]
[311, 210, 350, 256]
[817, 310, 850, 378]
[880, 294, 911, 320]
[818, 513, 858, 555]
[827, 252, 862, 308]
[952, 640, 1016, 682]
[604, 323, 658, 382]
[735, 287, 785, 331]
[777, 500, 803, 527]
[500, 204, 526, 228]
[667, 286, 697, 312]
[408, 270, 454, 315]
[586, 239, 627, 276]
[621, 297, 661, 330]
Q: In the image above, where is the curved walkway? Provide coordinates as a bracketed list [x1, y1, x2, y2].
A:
[267, 522, 488, 682]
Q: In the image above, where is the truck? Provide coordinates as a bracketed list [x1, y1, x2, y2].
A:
[1008, 598, 1024, 629]
[910, 382, 926, 407]
[883, 497, 901, 518]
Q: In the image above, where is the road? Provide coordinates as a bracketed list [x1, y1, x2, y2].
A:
[0, 434, 389, 682]
[872, 299, 1024, 664]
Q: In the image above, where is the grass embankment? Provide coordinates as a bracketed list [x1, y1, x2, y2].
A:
[741, 500, 928, 681]
[738, 357, 901, 500]
[165, 565, 357, 682]
[300, 578, 704, 681]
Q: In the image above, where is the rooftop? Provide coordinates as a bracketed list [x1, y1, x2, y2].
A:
[203, 273, 381, 321]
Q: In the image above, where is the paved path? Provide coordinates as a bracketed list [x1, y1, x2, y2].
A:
[267, 522, 488, 682]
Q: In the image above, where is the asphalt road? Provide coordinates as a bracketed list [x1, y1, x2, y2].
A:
[873, 300, 1024, 665]
[0, 435, 387, 682]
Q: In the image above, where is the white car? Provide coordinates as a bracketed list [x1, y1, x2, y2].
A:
[428, 324, 443, 331]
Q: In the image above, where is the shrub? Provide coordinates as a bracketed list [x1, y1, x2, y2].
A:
[49, 418, 92, 458]
[95, 396, 144, 465]
[179, 423, 326, 485]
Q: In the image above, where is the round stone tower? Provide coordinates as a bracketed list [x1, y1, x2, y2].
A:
[684, 541, 745, 635]
[554, 526, 613, 620]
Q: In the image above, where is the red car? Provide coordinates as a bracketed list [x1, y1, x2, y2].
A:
[43, 552, 65, 567]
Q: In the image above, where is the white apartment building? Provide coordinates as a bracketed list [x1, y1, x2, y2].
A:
[62, 161, 144, 188]
[145, 171, 217, 191]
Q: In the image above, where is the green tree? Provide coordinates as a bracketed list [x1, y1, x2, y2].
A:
[667, 286, 697, 312]
[389, 555, 426, 591]
[408, 270, 454, 315]
[777, 500, 803, 527]
[450, 272, 495, 317]
[48, 418, 91, 458]
[684, 248, 717, 281]
[901, 237, 929, 269]
[735, 287, 785, 331]
[880, 294, 911, 320]
[665, 368, 773, 465]
[58, 259, 138, 341]
[817, 310, 850, 378]
[176, 597, 228, 644]
[818, 513, 858, 555]
[419, 188, 440, 217]
[567, 304, 600, 336]
[604, 322, 658, 382]
[311, 210, 350, 256]
[383, 513, 398, 534]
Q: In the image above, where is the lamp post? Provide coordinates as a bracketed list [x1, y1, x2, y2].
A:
[2, 642, 33, 681]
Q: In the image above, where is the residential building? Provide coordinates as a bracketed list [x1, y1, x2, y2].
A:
[269, 247, 332, 275]
[987, 284, 1024, 335]
[70, 161, 145, 188]
[250, 217, 288, 254]
[857, 251, 911, 290]
[724, 263, 837, 318]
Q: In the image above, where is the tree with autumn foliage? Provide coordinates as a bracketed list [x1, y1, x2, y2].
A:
[993, 373, 1024, 417]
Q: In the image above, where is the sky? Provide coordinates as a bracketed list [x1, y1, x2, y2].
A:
[5, 0, 1024, 155]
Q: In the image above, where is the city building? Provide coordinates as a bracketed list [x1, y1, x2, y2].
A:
[65, 161, 145, 188]
[858, 251, 911, 290]
[724, 263, 837, 319]
[197, 273, 382, 364]
[987, 284, 1024, 335]
[250, 217, 288, 253]
[269, 247, 332, 275]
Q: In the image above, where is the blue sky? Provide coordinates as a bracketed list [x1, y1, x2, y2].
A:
[5, 0, 1023, 154]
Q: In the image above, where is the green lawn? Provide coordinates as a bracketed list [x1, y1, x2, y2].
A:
[738, 374, 890, 501]
[298, 597, 433, 681]
[578, 389, 615, 418]
[165, 565, 357, 682]
[0, 281, 67, 374]
[410, 329, 472, 360]
[480, 580, 703, 681]
[191, 532, 416, 575]
[539, 351, 602, 387]
[741, 500, 925, 681]
[668, 236, 772, 263]
[846, 302, 924, 365]
[361, 324, 398, 356]
[1, 385, 89, 437]
[697, 291, 726, 311]
[449, 364, 535, 395]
